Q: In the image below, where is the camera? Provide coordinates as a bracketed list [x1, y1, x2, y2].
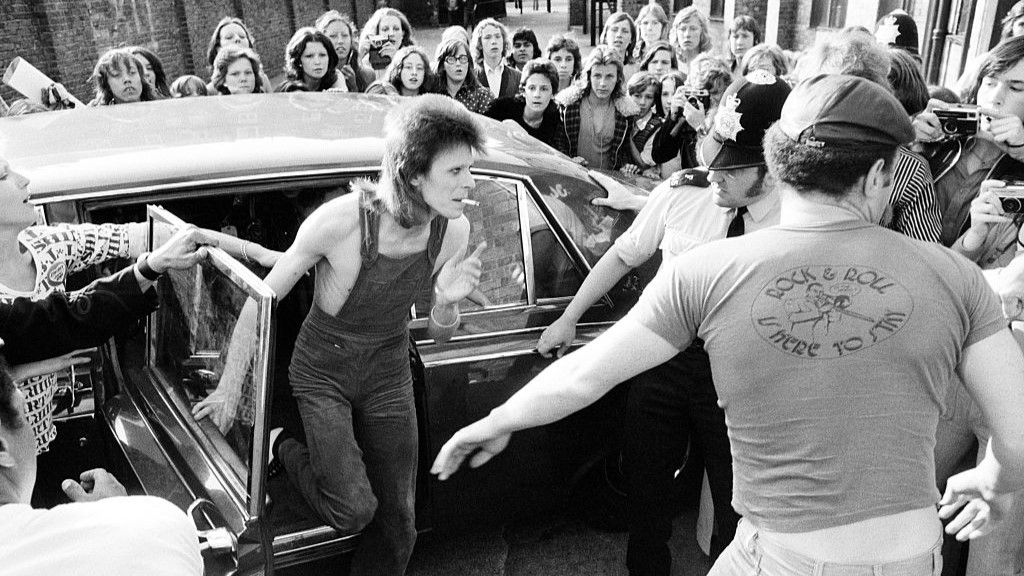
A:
[679, 88, 711, 111]
[368, 34, 392, 70]
[934, 106, 980, 136]
[999, 181, 1024, 213]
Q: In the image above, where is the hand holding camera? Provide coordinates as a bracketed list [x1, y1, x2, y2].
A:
[977, 106, 1024, 152]
[368, 34, 395, 70]
[671, 87, 709, 130]
[959, 180, 1022, 253]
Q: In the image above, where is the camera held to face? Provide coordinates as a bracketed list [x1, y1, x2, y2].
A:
[368, 34, 392, 70]
[679, 88, 711, 111]
[999, 181, 1024, 213]
[934, 106, 982, 136]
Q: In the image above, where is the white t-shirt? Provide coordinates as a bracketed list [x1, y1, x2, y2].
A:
[0, 496, 202, 575]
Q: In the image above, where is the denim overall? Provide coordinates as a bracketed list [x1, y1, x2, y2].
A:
[283, 195, 447, 576]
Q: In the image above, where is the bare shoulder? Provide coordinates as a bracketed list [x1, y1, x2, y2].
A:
[298, 192, 361, 250]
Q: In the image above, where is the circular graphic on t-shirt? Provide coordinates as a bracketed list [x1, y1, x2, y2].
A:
[751, 264, 914, 359]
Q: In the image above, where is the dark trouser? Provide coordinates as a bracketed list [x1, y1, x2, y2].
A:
[625, 345, 738, 576]
[283, 307, 418, 576]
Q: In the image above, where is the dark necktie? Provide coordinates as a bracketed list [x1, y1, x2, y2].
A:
[726, 206, 748, 238]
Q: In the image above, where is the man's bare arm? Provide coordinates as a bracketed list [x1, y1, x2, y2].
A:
[431, 318, 680, 479]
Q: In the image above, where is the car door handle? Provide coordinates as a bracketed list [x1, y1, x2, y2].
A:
[187, 498, 237, 558]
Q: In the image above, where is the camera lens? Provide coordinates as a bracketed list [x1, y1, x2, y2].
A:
[942, 121, 958, 135]
[1003, 198, 1023, 213]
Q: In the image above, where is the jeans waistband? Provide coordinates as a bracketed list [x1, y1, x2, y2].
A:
[737, 519, 942, 576]
[303, 304, 408, 344]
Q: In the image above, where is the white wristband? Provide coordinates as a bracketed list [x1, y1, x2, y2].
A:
[430, 304, 460, 329]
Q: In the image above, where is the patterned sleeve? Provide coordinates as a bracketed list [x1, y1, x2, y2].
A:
[888, 150, 942, 243]
[65, 223, 131, 272]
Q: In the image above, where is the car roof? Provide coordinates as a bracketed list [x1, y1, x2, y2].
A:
[0, 92, 588, 200]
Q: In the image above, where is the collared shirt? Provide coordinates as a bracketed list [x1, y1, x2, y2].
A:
[632, 111, 658, 167]
[483, 60, 505, 97]
[614, 178, 781, 269]
[934, 137, 1005, 247]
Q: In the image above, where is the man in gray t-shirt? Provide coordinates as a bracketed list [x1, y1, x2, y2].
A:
[432, 75, 1024, 574]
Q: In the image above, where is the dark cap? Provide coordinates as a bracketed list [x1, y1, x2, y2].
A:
[875, 10, 919, 55]
[778, 74, 914, 149]
[706, 70, 791, 170]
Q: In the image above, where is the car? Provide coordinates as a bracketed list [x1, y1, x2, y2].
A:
[0, 92, 662, 575]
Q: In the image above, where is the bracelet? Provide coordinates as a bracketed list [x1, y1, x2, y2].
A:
[241, 241, 252, 263]
[430, 304, 460, 329]
[136, 253, 164, 281]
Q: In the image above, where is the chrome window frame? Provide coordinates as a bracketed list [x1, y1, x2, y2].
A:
[146, 205, 277, 519]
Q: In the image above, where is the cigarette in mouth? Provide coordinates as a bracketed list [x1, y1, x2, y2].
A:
[460, 198, 480, 206]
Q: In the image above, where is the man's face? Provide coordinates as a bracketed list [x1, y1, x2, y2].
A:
[523, 73, 554, 114]
[708, 164, 768, 209]
[604, 21, 632, 56]
[589, 63, 618, 101]
[512, 40, 533, 66]
[414, 144, 476, 220]
[674, 18, 702, 52]
[977, 59, 1024, 121]
[0, 158, 38, 229]
[0, 388, 36, 504]
[646, 48, 673, 77]
[481, 25, 504, 62]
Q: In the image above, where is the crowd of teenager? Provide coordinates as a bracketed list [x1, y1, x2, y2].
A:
[5, 2, 1024, 576]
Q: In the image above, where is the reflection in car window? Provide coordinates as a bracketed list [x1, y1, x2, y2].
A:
[151, 223, 261, 496]
[527, 172, 636, 268]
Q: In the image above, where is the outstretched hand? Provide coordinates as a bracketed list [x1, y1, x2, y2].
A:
[149, 225, 218, 273]
[435, 242, 487, 306]
[938, 467, 1010, 541]
[10, 349, 93, 382]
[430, 419, 511, 481]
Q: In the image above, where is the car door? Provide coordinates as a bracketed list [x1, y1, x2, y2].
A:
[138, 205, 278, 574]
[410, 173, 637, 530]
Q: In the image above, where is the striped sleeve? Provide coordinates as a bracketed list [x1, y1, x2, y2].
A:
[886, 148, 942, 243]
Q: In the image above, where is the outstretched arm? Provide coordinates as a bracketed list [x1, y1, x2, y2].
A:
[191, 208, 332, 433]
[432, 317, 679, 479]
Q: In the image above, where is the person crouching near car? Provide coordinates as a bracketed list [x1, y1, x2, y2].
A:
[87, 48, 159, 106]
[556, 44, 639, 171]
[0, 358, 202, 576]
[434, 73, 1024, 576]
[192, 95, 487, 576]
[485, 59, 570, 156]
[0, 227, 214, 576]
[210, 45, 266, 95]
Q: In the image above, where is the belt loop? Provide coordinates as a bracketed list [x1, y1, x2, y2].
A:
[872, 564, 883, 576]
[933, 545, 943, 576]
[813, 560, 824, 576]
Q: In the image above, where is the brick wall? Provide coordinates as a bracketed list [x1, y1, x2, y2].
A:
[0, 0, 401, 106]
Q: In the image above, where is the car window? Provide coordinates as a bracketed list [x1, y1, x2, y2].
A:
[148, 206, 275, 515]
